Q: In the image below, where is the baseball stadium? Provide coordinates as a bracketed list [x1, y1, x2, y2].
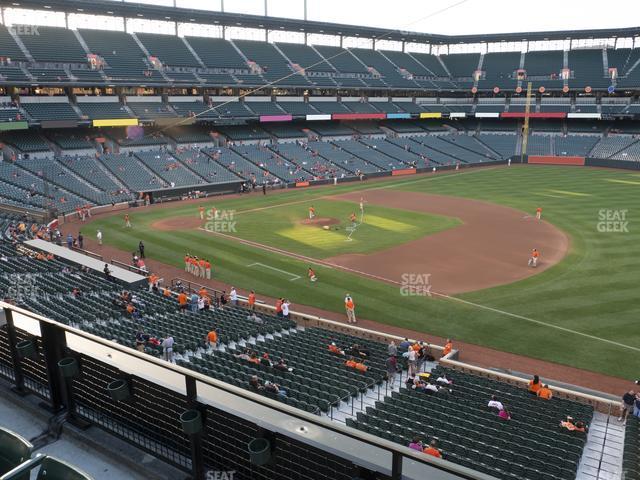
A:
[0, 1, 638, 479]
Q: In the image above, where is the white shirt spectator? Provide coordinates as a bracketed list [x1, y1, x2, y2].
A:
[436, 376, 452, 385]
[282, 302, 289, 317]
[424, 384, 439, 393]
[408, 349, 416, 362]
[488, 399, 504, 410]
[161, 336, 174, 352]
[230, 288, 238, 302]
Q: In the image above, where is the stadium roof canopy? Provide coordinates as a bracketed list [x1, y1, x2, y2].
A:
[2, 0, 640, 44]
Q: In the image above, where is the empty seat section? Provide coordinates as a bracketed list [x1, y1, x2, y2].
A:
[20, 26, 86, 63]
[79, 29, 164, 83]
[478, 52, 520, 90]
[234, 40, 309, 87]
[136, 32, 199, 67]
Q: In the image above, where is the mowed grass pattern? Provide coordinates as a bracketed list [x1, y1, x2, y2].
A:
[88, 167, 640, 380]
[226, 199, 459, 258]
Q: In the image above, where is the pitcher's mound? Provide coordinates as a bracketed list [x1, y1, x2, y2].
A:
[300, 217, 340, 228]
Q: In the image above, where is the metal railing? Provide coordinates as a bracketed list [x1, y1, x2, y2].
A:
[0, 301, 495, 480]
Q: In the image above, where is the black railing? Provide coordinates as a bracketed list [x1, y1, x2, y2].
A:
[0, 302, 496, 480]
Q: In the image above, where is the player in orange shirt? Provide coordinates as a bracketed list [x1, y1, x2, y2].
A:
[345, 294, 356, 324]
[198, 258, 206, 278]
[308, 267, 317, 282]
[536, 207, 542, 221]
[184, 254, 191, 272]
[199, 205, 205, 221]
[349, 212, 357, 225]
[309, 205, 316, 220]
[204, 259, 211, 279]
[528, 248, 540, 267]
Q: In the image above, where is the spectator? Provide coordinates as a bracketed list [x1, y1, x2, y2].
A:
[190, 292, 199, 312]
[436, 374, 452, 385]
[634, 394, 640, 418]
[488, 395, 504, 410]
[344, 357, 357, 369]
[387, 340, 397, 357]
[282, 299, 291, 319]
[405, 376, 416, 389]
[498, 408, 511, 420]
[386, 354, 398, 386]
[139, 241, 145, 258]
[260, 352, 272, 367]
[537, 384, 553, 400]
[248, 353, 260, 365]
[399, 337, 411, 352]
[274, 358, 291, 372]
[219, 291, 228, 308]
[264, 381, 287, 399]
[207, 329, 218, 349]
[354, 360, 368, 372]
[135, 329, 149, 352]
[442, 339, 453, 357]
[230, 286, 238, 305]
[408, 437, 423, 451]
[619, 390, 636, 424]
[66, 233, 73, 248]
[249, 375, 263, 392]
[328, 342, 344, 356]
[77, 232, 83, 249]
[161, 334, 174, 362]
[528, 374, 542, 395]
[423, 440, 442, 458]
[407, 347, 417, 377]
[559, 416, 587, 433]
[248, 290, 256, 311]
[103, 263, 112, 281]
[178, 291, 188, 313]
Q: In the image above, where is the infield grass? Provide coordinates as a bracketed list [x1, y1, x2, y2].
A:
[88, 166, 640, 380]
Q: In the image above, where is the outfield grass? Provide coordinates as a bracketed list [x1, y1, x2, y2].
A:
[88, 166, 640, 380]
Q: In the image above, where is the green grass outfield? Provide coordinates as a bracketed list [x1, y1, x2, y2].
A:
[88, 166, 640, 380]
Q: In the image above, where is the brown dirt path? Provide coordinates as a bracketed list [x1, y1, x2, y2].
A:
[327, 190, 569, 295]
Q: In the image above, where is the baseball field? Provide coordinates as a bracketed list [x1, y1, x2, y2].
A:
[86, 165, 640, 380]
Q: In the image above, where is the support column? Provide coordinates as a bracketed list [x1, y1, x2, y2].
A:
[39, 321, 66, 413]
[185, 377, 205, 480]
[391, 451, 402, 480]
[4, 308, 27, 395]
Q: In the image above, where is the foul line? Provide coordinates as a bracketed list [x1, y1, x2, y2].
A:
[225, 167, 497, 218]
[248, 262, 300, 281]
[199, 225, 640, 354]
